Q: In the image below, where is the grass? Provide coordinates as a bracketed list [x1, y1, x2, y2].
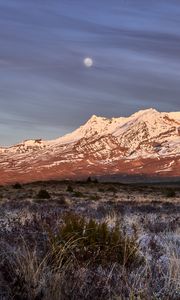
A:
[48, 213, 143, 268]
[2, 235, 179, 300]
[2, 242, 68, 300]
[0, 181, 179, 299]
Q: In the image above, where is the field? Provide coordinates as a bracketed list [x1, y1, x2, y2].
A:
[0, 180, 179, 299]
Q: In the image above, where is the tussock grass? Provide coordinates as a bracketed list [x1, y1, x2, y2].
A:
[1, 223, 180, 299]
[1, 240, 68, 300]
[48, 213, 143, 268]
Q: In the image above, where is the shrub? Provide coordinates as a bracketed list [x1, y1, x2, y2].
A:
[164, 188, 176, 198]
[163, 202, 175, 208]
[93, 178, 99, 183]
[13, 182, 22, 189]
[86, 176, 92, 183]
[107, 186, 117, 193]
[90, 194, 101, 201]
[98, 187, 105, 192]
[86, 177, 99, 183]
[73, 191, 85, 198]
[66, 185, 74, 192]
[49, 213, 142, 268]
[55, 195, 69, 206]
[36, 189, 51, 199]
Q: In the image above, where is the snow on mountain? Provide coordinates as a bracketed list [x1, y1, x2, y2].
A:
[0, 108, 180, 184]
[50, 108, 180, 148]
[49, 108, 180, 159]
[168, 112, 180, 122]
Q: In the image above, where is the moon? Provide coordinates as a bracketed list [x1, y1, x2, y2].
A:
[84, 57, 93, 68]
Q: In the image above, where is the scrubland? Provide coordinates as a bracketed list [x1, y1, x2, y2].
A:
[0, 180, 179, 299]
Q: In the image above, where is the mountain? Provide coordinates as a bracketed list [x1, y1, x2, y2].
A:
[0, 108, 180, 184]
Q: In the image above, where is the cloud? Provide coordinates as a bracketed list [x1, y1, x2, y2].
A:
[0, 0, 180, 145]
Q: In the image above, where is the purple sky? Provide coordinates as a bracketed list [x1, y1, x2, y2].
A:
[0, 0, 180, 145]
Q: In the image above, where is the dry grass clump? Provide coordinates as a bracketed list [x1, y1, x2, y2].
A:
[1, 243, 67, 300]
[0, 213, 143, 299]
[1, 215, 180, 300]
[2, 241, 179, 300]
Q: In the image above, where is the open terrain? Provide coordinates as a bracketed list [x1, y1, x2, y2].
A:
[0, 180, 179, 299]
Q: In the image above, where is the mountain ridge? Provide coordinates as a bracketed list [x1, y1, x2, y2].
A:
[1, 108, 180, 148]
[0, 108, 180, 184]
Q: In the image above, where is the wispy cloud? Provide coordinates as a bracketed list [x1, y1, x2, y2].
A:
[0, 0, 180, 145]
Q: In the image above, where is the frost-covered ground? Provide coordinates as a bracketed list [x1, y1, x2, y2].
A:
[0, 181, 179, 299]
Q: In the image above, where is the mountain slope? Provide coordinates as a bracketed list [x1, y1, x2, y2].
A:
[0, 108, 180, 184]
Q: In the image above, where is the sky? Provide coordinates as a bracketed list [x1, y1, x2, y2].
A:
[0, 0, 180, 146]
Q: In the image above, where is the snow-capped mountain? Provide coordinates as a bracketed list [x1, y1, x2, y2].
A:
[0, 108, 180, 184]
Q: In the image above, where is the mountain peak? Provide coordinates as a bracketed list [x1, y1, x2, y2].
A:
[130, 108, 159, 118]
[87, 114, 106, 123]
[90, 114, 99, 119]
[88, 109, 160, 124]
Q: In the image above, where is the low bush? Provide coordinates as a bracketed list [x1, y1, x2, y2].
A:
[107, 186, 117, 193]
[90, 194, 101, 201]
[98, 187, 105, 192]
[73, 191, 85, 198]
[86, 176, 92, 183]
[164, 188, 176, 198]
[36, 189, 51, 199]
[93, 178, 99, 183]
[13, 182, 22, 189]
[66, 185, 74, 192]
[54, 195, 69, 206]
